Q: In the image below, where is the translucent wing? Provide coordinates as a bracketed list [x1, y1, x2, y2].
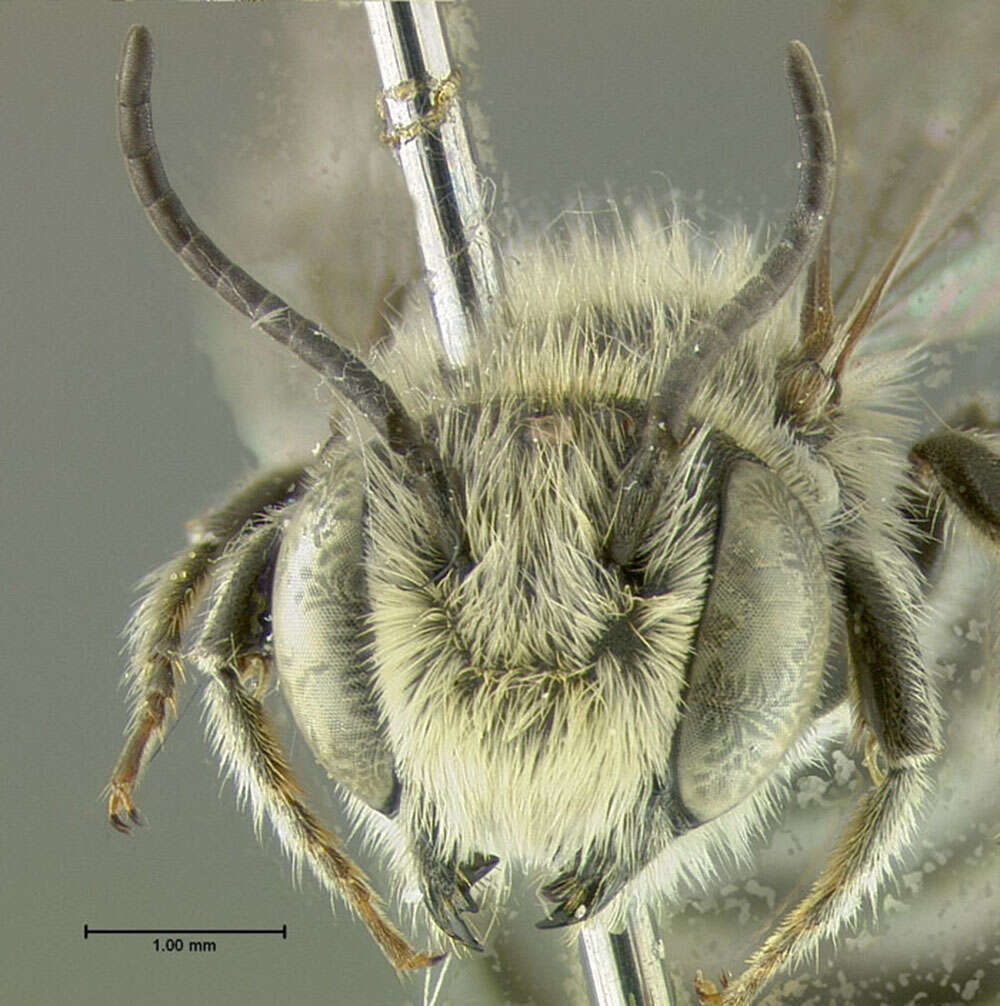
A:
[828, 0, 1000, 356]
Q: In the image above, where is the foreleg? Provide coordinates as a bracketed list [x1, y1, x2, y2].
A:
[194, 519, 438, 971]
[105, 464, 308, 832]
[910, 427, 1000, 548]
[697, 548, 941, 1004]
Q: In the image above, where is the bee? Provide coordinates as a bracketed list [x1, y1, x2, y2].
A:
[105, 3, 1000, 1003]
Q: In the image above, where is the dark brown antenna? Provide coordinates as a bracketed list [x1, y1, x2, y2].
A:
[117, 26, 426, 457]
[653, 41, 836, 441]
[608, 41, 836, 566]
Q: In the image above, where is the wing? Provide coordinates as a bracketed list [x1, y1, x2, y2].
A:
[828, 0, 1000, 361]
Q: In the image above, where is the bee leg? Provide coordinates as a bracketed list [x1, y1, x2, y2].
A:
[195, 520, 440, 971]
[414, 829, 498, 951]
[105, 463, 309, 834]
[701, 549, 942, 1005]
[910, 427, 1000, 548]
[536, 851, 627, 929]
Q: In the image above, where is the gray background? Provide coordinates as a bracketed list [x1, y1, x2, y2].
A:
[5, 3, 999, 1005]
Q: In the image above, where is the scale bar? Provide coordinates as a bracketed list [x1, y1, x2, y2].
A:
[84, 924, 287, 939]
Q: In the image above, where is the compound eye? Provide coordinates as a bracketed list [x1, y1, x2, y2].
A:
[273, 463, 399, 815]
[674, 461, 832, 823]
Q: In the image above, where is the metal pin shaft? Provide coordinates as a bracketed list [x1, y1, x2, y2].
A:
[365, 1, 498, 367]
[580, 907, 675, 1006]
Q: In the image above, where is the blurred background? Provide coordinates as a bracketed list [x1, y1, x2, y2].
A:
[4, 2, 1000, 1004]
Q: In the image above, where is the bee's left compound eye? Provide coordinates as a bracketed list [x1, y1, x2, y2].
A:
[272, 452, 400, 816]
[674, 461, 832, 823]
